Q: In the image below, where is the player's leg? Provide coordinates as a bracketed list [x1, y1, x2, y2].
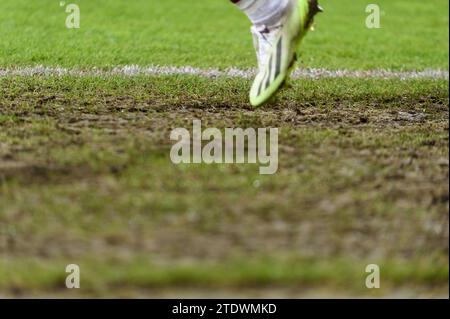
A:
[231, 0, 291, 72]
[231, 0, 322, 107]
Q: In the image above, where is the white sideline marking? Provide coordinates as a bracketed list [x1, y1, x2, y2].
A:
[0, 65, 448, 80]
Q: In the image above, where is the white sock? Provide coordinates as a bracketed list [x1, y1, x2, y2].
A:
[235, 0, 289, 26]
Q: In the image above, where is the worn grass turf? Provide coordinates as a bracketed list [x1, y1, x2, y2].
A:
[0, 0, 448, 70]
[0, 0, 448, 299]
[0, 76, 448, 297]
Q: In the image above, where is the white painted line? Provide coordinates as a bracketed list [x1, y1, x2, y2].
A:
[0, 65, 448, 80]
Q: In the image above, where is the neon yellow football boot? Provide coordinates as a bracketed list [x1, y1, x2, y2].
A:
[249, 0, 322, 107]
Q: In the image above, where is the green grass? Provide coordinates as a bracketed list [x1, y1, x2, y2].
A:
[0, 0, 448, 298]
[0, 0, 448, 70]
[0, 76, 448, 297]
[1, 256, 448, 297]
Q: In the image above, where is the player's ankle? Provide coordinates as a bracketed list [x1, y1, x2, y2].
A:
[233, 0, 289, 26]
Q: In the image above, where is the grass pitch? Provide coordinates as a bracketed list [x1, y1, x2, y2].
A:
[0, 0, 448, 70]
[0, 0, 449, 298]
